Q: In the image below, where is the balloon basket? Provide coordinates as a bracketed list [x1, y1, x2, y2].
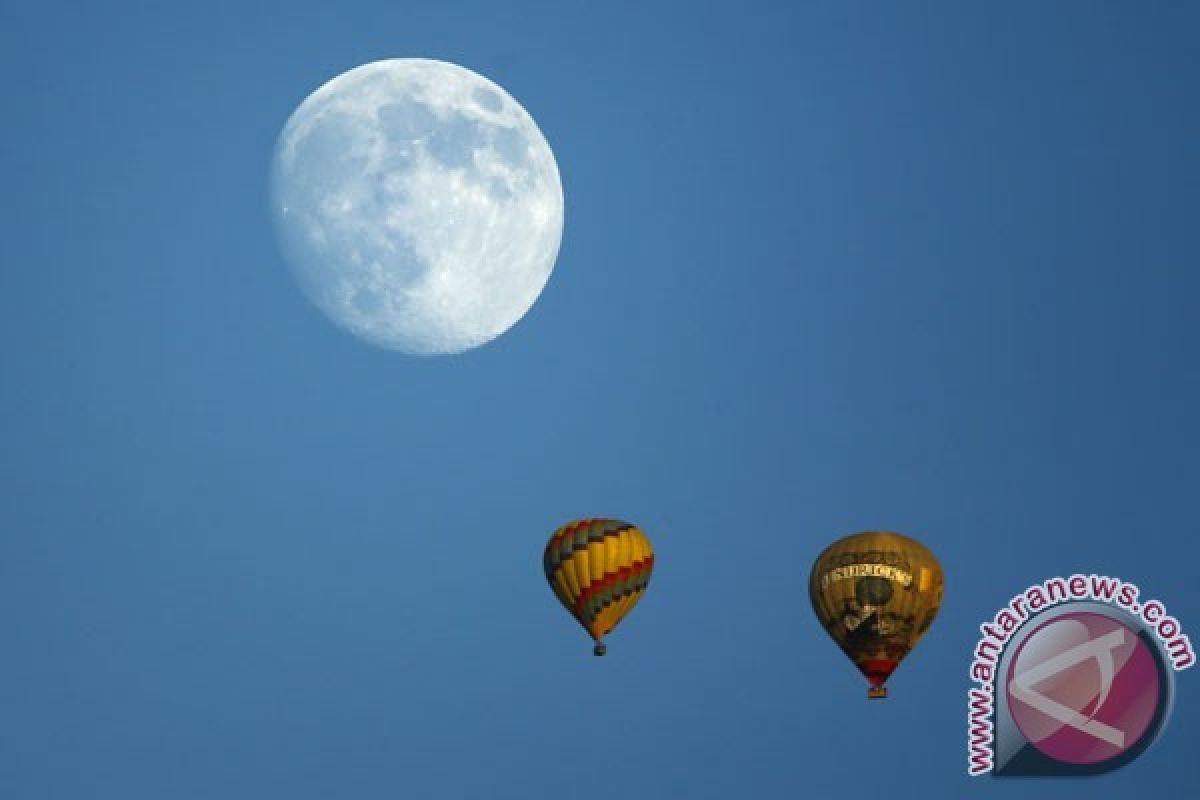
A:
[593, 642, 607, 657]
[867, 686, 888, 700]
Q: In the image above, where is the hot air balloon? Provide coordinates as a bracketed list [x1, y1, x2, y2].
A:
[543, 518, 654, 656]
[809, 531, 944, 699]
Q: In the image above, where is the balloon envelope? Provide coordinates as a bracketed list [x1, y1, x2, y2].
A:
[543, 519, 654, 655]
[809, 531, 944, 698]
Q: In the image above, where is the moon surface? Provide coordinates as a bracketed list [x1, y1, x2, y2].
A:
[270, 59, 564, 354]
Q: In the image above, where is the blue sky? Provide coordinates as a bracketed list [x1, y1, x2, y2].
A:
[1, 2, 1197, 798]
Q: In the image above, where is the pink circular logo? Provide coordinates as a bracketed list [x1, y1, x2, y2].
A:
[1006, 612, 1161, 765]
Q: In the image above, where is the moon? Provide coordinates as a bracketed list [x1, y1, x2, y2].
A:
[270, 59, 564, 354]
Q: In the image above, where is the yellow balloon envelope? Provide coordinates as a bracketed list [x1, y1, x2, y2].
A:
[543, 519, 654, 656]
[809, 531, 944, 698]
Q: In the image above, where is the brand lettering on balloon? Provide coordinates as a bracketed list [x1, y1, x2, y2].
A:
[820, 563, 913, 589]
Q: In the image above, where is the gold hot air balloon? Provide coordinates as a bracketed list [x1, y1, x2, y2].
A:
[809, 531, 944, 699]
[543, 519, 654, 656]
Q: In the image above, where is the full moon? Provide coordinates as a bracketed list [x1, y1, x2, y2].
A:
[270, 59, 564, 354]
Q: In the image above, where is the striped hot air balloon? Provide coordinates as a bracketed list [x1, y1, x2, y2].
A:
[809, 531, 944, 699]
[543, 519, 655, 656]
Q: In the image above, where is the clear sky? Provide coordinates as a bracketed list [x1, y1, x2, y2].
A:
[2, 2, 1197, 798]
